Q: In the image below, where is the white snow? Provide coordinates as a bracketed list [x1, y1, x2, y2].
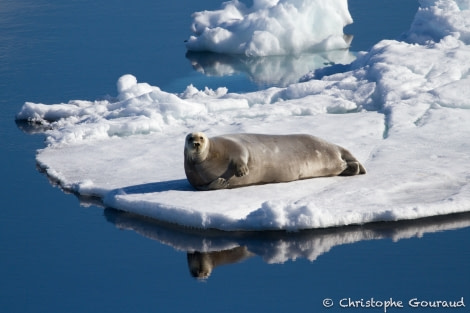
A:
[185, 0, 353, 56]
[17, 0, 470, 231]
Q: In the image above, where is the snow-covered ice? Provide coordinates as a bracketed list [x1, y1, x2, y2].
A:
[17, 0, 470, 231]
[185, 0, 353, 56]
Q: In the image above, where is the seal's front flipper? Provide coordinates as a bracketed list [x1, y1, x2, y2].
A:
[203, 177, 229, 190]
[234, 162, 249, 177]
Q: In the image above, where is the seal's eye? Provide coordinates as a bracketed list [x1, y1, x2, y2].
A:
[188, 137, 194, 142]
[199, 137, 204, 140]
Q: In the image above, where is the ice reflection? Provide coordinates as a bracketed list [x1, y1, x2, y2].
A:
[185, 46, 356, 88]
[104, 209, 470, 279]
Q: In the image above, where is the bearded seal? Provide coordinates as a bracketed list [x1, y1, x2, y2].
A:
[184, 132, 366, 191]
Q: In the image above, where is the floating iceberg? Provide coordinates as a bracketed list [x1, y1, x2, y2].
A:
[185, 0, 353, 56]
[16, 0, 470, 231]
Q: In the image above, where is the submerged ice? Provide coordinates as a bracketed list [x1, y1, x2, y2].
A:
[16, 0, 470, 231]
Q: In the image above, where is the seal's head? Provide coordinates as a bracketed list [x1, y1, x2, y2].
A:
[185, 132, 210, 163]
[187, 252, 213, 279]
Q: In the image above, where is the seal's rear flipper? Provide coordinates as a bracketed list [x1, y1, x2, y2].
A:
[340, 161, 366, 176]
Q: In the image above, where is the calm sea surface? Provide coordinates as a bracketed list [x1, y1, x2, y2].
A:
[1, 1, 469, 312]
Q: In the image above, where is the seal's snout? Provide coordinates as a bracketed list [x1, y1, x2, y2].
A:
[191, 140, 201, 151]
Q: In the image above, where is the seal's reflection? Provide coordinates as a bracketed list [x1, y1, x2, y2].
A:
[104, 209, 470, 279]
[187, 246, 254, 279]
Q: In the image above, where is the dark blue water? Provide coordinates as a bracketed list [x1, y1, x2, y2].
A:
[2, 1, 469, 312]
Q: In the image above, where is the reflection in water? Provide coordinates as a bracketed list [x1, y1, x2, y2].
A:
[185, 44, 356, 88]
[188, 247, 254, 279]
[104, 209, 470, 279]
[16, 120, 52, 135]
